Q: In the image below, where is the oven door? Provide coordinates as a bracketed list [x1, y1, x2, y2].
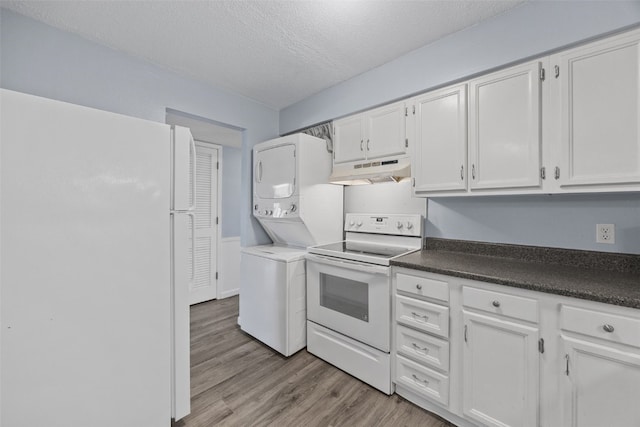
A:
[306, 253, 391, 352]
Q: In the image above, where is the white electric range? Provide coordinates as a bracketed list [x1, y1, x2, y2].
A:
[306, 213, 423, 394]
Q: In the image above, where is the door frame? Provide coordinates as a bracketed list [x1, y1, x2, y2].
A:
[194, 140, 223, 301]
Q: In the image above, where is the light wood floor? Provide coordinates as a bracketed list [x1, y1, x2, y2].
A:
[175, 296, 454, 427]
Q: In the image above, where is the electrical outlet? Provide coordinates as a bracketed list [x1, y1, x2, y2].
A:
[596, 224, 615, 244]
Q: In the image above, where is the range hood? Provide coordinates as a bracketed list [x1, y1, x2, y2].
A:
[329, 157, 411, 185]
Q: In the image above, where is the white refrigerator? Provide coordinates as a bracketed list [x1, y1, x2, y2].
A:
[0, 89, 192, 426]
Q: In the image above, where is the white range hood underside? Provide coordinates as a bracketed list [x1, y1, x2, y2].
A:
[329, 157, 411, 185]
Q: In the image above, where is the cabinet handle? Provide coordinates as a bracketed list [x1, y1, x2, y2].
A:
[492, 300, 501, 308]
[603, 324, 615, 333]
[554, 166, 560, 180]
[554, 65, 560, 78]
[360, 140, 363, 151]
[472, 164, 476, 180]
[565, 354, 570, 376]
[412, 342, 429, 352]
[416, 284, 422, 290]
[460, 165, 464, 181]
[366, 139, 370, 151]
[412, 374, 429, 385]
[411, 312, 429, 321]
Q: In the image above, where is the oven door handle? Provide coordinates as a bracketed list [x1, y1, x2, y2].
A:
[305, 253, 390, 276]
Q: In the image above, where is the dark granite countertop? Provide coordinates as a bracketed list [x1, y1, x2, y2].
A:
[390, 239, 640, 309]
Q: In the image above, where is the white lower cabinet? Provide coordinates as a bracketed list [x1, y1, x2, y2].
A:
[392, 267, 640, 427]
[560, 304, 640, 427]
[462, 311, 539, 427]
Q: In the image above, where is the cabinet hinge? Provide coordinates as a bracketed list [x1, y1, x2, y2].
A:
[540, 167, 546, 180]
[405, 107, 408, 117]
[538, 338, 545, 354]
[215, 272, 219, 280]
[540, 67, 546, 81]
[405, 138, 409, 148]
[216, 217, 219, 225]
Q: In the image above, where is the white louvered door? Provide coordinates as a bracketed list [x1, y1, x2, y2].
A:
[189, 142, 219, 305]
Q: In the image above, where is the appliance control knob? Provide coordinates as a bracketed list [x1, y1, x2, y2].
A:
[397, 221, 403, 229]
[356, 221, 363, 227]
[406, 222, 413, 230]
[349, 221, 355, 227]
[254, 204, 259, 211]
[269, 210, 274, 215]
[290, 204, 297, 212]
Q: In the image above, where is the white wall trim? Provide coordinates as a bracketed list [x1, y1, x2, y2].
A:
[219, 236, 240, 299]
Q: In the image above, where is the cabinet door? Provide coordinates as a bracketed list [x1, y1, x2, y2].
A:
[413, 84, 467, 194]
[463, 311, 539, 427]
[334, 114, 365, 164]
[561, 337, 640, 427]
[553, 30, 640, 189]
[469, 61, 543, 190]
[364, 101, 407, 160]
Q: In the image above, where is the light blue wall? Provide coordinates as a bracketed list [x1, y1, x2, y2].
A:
[0, 8, 276, 246]
[280, 1, 640, 254]
[221, 146, 242, 238]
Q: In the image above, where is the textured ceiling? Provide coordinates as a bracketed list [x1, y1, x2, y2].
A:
[2, 1, 526, 110]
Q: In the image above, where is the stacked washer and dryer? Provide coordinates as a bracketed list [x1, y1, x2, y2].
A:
[239, 133, 343, 356]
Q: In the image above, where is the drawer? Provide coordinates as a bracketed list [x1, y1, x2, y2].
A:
[396, 295, 449, 338]
[462, 286, 538, 323]
[561, 305, 640, 348]
[396, 324, 449, 372]
[395, 354, 449, 407]
[397, 273, 449, 302]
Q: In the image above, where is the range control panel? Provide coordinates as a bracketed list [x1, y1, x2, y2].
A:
[344, 213, 423, 237]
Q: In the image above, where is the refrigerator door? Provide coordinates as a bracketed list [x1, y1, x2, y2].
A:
[172, 126, 196, 212]
[171, 212, 192, 420]
[1, 89, 171, 427]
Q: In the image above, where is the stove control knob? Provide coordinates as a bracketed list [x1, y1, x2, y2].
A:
[356, 221, 363, 227]
[349, 221, 355, 227]
[396, 221, 403, 229]
[254, 204, 259, 211]
[406, 222, 414, 230]
[290, 204, 297, 212]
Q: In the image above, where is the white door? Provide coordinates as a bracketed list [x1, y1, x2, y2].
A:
[189, 142, 219, 305]
[413, 84, 468, 194]
[334, 114, 366, 164]
[552, 29, 640, 188]
[468, 60, 543, 191]
[365, 100, 407, 160]
[561, 337, 640, 427]
[462, 311, 539, 427]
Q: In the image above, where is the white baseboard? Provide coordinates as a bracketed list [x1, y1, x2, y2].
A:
[218, 236, 240, 299]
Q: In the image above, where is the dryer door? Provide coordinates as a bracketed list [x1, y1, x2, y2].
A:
[254, 143, 296, 199]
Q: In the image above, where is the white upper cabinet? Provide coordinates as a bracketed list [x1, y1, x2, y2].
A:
[333, 114, 365, 164]
[412, 84, 468, 194]
[551, 29, 640, 190]
[365, 101, 407, 160]
[468, 60, 543, 191]
[333, 100, 407, 165]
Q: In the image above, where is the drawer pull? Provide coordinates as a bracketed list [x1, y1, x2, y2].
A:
[411, 312, 429, 321]
[492, 300, 501, 308]
[412, 374, 429, 385]
[603, 324, 615, 333]
[416, 284, 422, 290]
[412, 342, 429, 352]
